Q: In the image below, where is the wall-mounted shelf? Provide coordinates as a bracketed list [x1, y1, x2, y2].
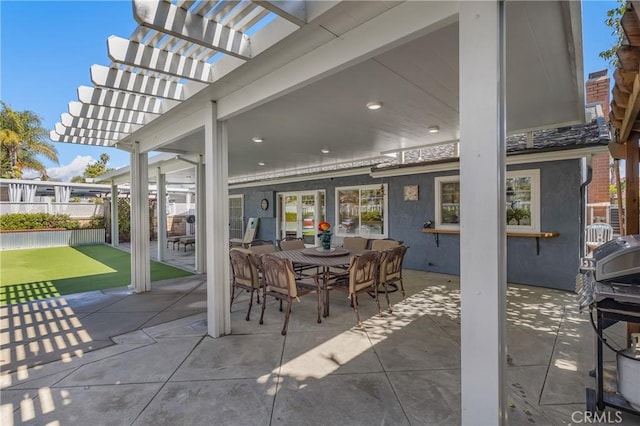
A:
[421, 228, 559, 255]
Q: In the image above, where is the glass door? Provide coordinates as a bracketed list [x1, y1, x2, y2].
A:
[278, 191, 325, 245]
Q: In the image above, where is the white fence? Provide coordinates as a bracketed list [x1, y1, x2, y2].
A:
[0, 228, 106, 250]
[0, 202, 104, 218]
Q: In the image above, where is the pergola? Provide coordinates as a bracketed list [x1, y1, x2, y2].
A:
[50, 1, 585, 423]
[608, 0, 640, 237]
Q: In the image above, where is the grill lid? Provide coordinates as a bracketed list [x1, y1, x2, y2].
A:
[593, 234, 640, 284]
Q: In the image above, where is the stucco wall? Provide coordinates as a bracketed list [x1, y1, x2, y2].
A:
[231, 159, 582, 291]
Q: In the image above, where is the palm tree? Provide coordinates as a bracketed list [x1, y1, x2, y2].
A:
[0, 102, 59, 179]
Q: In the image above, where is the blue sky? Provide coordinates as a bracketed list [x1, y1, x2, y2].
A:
[1, 1, 618, 181]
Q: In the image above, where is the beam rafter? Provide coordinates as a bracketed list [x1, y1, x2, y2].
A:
[252, 0, 307, 26]
[54, 123, 125, 140]
[91, 65, 189, 101]
[49, 131, 114, 146]
[68, 101, 156, 124]
[61, 112, 142, 134]
[620, 73, 640, 141]
[132, 0, 252, 60]
[77, 86, 179, 115]
[108, 35, 215, 83]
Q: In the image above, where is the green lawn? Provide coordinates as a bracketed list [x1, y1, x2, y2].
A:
[0, 245, 193, 305]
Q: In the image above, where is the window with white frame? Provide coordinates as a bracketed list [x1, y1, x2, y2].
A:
[505, 169, 540, 232]
[335, 184, 388, 237]
[434, 169, 540, 232]
[434, 176, 460, 229]
[229, 194, 244, 240]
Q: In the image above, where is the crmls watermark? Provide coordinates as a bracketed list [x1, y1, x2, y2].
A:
[570, 411, 623, 424]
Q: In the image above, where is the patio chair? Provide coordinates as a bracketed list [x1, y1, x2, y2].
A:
[585, 222, 614, 253]
[248, 240, 276, 254]
[342, 236, 369, 250]
[378, 245, 409, 305]
[331, 250, 386, 326]
[370, 238, 403, 250]
[229, 248, 262, 321]
[258, 255, 320, 335]
[278, 237, 305, 251]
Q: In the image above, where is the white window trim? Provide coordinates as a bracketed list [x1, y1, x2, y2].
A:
[335, 184, 388, 238]
[506, 169, 540, 233]
[229, 194, 244, 238]
[434, 176, 461, 229]
[434, 169, 541, 232]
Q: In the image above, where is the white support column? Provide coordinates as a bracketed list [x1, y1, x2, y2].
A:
[186, 192, 192, 212]
[195, 156, 207, 273]
[157, 169, 167, 262]
[130, 141, 151, 293]
[459, 2, 506, 425]
[205, 101, 231, 337]
[110, 183, 119, 247]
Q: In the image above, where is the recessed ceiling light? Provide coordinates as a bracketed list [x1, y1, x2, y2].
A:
[428, 125, 440, 133]
[366, 101, 382, 110]
[258, 161, 265, 166]
[252, 137, 264, 143]
[321, 148, 330, 154]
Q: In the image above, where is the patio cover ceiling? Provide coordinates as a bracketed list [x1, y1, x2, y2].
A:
[53, 1, 584, 182]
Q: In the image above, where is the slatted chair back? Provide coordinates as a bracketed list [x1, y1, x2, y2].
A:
[585, 223, 614, 250]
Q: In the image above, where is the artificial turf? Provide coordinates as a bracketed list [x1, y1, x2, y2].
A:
[0, 244, 193, 305]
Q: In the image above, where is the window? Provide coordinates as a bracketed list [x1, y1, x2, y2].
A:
[434, 176, 460, 228]
[229, 195, 244, 240]
[335, 184, 388, 237]
[506, 169, 540, 232]
[434, 169, 540, 232]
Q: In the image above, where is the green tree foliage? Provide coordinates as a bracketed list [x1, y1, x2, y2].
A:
[600, 0, 627, 66]
[0, 102, 59, 179]
[71, 153, 114, 182]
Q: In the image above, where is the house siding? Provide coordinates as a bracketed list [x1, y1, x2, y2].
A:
[231, 158, 582, 291]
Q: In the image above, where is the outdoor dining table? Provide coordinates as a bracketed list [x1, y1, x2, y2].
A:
[272, 247, 368, 319]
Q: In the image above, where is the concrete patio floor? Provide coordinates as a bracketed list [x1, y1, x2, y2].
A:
[2, 269, 640, 426]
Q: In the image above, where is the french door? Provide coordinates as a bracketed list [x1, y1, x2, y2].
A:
[278, 190, 325, 245]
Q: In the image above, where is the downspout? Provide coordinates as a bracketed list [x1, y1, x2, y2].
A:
[580, 156, 593, 259]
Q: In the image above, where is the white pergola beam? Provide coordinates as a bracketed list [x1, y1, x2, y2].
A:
[132, 0, 252, 60]
[54, 123, 124, 140]
[253, 0, 307, 26]
[91, 64, 190, 101]
[108, 36, 215, 83]
[49, 131, 114, 146]
[68, 101, 154, 125]
[77, 86, 179, 115]
[61, 112, 142, 134]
